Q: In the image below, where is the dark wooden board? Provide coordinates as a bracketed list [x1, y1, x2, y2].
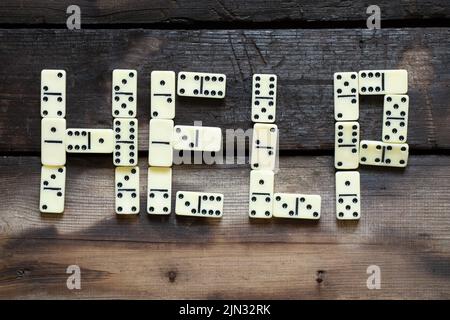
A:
[0, 28, 449, 152]
[1, 155, 450, 299]
[1, 155, 449, 246]
[0, 0, 449, 25]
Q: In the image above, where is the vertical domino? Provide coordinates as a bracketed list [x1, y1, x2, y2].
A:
[40, 166, 66, 213]
[147, 167, 172, 215]
[41, 118, 66, 166]
[336, 171, 361, 220]
[248, 170, 274, 219]
[335, 121, 359, 169]
[334, 72, 359, 121]
[252, 74, 277, 123]
[41, 69, 66, 118]
[113, 118, 138, 166]
[149, 119, 173, 167]
[112, 69, 137, 118]
[151, 71, 175, 119]
[251, 123, 278, 171]
[382, 95, 409, 143]
[115, 166, 140, 214]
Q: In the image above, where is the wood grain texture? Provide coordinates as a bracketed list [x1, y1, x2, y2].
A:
[1, 155, 449, 248]
[0, 0, 449, 25]
[0, 28, 449, 152]
[1, 240, 449, 299]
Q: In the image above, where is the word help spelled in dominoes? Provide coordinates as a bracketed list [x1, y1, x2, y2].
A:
[148, 119, 173, 166]
[175, 191, 224, 218]
[40, 166, 66, 213]
[358, 70, 408, 95]
[249, 170, 274, 219]
[177, 72, 226, 98]
[334, 72, 359, 121]
[359, 140, 409, 167]
[251, 123, 278, 171]
[147, 167, 172, 215]
[115, 167, 140, 214]
[273, 193, 321, 219]
[252, 74, 277, 123]
[41, 69, 66, 118]
[112, 69, 137, 117]
[66, 129, 114, 153]
[382, 95, 409, 143]
[335, 121, 359, 169]
[172, 125, 222, 152]
[114, 119, 138, 166]
[151, 71, 175, 119]
[41, 118, 66, 166]
[336, 171, 361, 220]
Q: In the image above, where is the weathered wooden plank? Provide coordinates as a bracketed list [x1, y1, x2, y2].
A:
[0, 0, 449, 25]
[1, 155, 449, 249]
[0, 240, 449, 299]
[0, 28, 449, 152]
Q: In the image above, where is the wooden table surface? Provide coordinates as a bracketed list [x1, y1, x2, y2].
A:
[0, 1, 449, 299]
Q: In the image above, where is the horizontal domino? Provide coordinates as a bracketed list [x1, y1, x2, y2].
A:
[66, 129, 114, 153]
[112, 69, 137, 118]
[175, 191, 224, 218]
[177, 72, 226, 98]
[41, 69, 66, 118]
[252, 74, 277, 123]
[382, 95, 409, 143]
[358, 69, 408, 95]
[113, 118, 138, 166]
[359, 140, 409, 167]
[151, 71, 175, 119]
[147, 167, 172, 215]
[336, 171, 361, 220]
[335, 121, 359, 169]
[148, 119, 173, 166]
[115, 166, 140, 214]
[248, 170, 274, 219]
[41, 118, 66, 166]
[251, 123, 278, 171]
[334, 72, 359, 121]
[273, 193, 321, 219]
[172, 125, 222, 152]
[40, 166, 66, 213]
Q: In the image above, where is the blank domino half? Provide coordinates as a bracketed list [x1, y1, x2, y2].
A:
[334, 72, 359, 121]
[147, 167, 172, 215]
[336, 171, 361, 220]
[359, 140, 409, 167]
[177, 72, 226, 98]
[115, 166, 140, 214]
[149, 119, 173, 166]
[112, 69, 137, 118]
[41, 69, 66, 118]
[40, 166, 66, 213]
[358, 70, 408, 95]
[382, 95, 409, 143]
[335, 121, 359, 169]
[273, 193, 321, 219]
[252, 74, 277, 123]
[114, 118, 138, 166]
[248, 170, 274, 219]
[175, 191, 224, 218]
[41, 118, 66, 166]
[172, 125, 222, 152]
[151, 71, 175, 119]
[66, 129, 114, 153]
[251, 123, 278, 171]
